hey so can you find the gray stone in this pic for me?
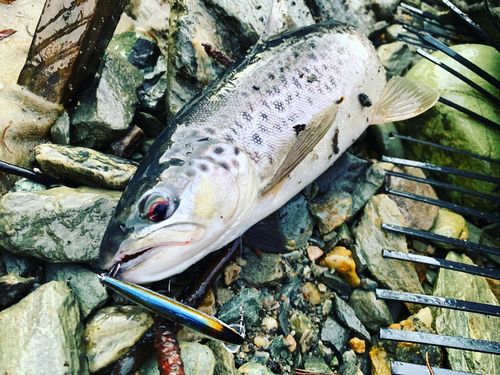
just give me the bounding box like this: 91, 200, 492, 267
349, 289, 393, 331
51, 112, 71, 145
206, 340, 237, 375
268, 336, 287, 359
85, 305, 154, 373
303, 355, 331, 373
0, 187, 122, 262
218, 288, 262, 327
1, 250, 42, 276
35, 144, 138, 190
0, 273, 35, 305
372, 0, 399, 21
240, 250, 284, 287
0, 281, 87, 375
377, 42, 421, 79
320, 271, 352, 300
134, 112, 165, 138
289, 312, 317, 341
321, 316, 349, 353
46, 263, 108, 318
279, 194, 316, 250
388, 166, 439, 231
308, 190, 352, 235
236, 362, 276, 375
251, 352, 270, 366
314, 153, 387, 216
13, 178, 47, 193
353, 195, 424, 313
71, 51, 144, 148
139, 355, 160, 375
339, 350, 359, 375
333, 294, 370, 341
359, 277, 378, 292
179, 342, 215, 375
315, 0, 376, 35
433, 251, 500, 374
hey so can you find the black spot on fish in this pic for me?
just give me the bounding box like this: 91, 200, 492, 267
293, 52, 299, 58
293, 124, 306, 136
241, 92, 249, 98
214, 147, 224, 154
307, 74, 318, 83
234, 147, 240, 155
225, 134, 234, 142
186, 170, 195, 178
205, 128, 215, 135
259, 124, 268, 133
234, 121, 243, 128
268, 155, 274, 164
308, 53, 316, 61
252, 134, 262, 145
299, 73, 305, 78
274, 102, 284, 111
232, 160, 240, 168
199, 164, 208, 172
198, 137, 210, 142
333, 128, 340, 154
253, 85, 260, 90
220, 162, 229, 170
292, 77, 301, 88
359, 93, 372, 107
242, 112, 252, 121
261, 113, 268, 121
285, 95, 293, 105
268, 73, 275, 80
280, 67, 285, 73
310, 42, 315, 49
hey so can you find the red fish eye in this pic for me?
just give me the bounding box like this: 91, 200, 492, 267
148, 201, 170, 222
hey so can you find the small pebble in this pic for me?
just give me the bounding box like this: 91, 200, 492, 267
262, 316, 278, 332
307, 246, 324, 262
254, 336, 269, 348
224, 262, 241, 286
302, 282, 322, 305
285, 334, 297, 352
349, 337, 366, 353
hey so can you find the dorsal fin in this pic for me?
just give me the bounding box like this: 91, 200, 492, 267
369, 76, 439, 124
261, 0, 297, 41
261, 102, 339, 196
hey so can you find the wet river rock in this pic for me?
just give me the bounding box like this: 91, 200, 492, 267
0, 186, 121, 263
35, 143, 138, 190
0, 281, 87, 375
353, 194, 424, 312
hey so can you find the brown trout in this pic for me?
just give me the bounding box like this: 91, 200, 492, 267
99, 21, 438, 283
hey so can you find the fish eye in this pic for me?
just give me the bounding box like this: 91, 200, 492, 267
138, 191, 177, 222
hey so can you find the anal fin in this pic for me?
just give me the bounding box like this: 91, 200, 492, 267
369, 76, 439, 124
261, 102, 339, 196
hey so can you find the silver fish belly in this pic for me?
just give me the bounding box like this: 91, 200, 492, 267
99, 22, 436, 283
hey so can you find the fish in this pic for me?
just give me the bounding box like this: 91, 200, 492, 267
98, 274, 245, 345
99, 18, 439, 284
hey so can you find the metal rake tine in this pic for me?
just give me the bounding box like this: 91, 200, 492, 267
381, 223, 500, 256
0, 160, 65, 187
396, 35, 439, 50
438, 97, 500, 132
381, 156, 500, 184
440, 0, 500, 52
388, 133, 500, 165
385, 170, 500, 204
383, 250, 500, 281
417, 49, 500, 108
400, 2, 459, 28
398, 20, 471, 42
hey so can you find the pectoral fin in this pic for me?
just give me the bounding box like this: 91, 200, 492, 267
369, 76, 439, 125
261, 103, 339, 196
244, 211, 290, 253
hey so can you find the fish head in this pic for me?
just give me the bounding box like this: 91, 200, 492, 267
99, 138, 258, 283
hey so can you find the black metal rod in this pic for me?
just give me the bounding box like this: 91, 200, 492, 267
396, 35, 439, 50
384, 186, 500, 223
380, 328, 500, 355
387, 133, 500, 165
382, 250, 500, 280
376, 289, 500, 317
441, 0, 500, 53
400, 3, 460, 27
0, 160, 62, 186
419, 33, 500, 90
385, 170, 500, 203
381, 223, 500, 256
391, 361, 482, 375
399, 20, 468, 42
439, 97, 500, 132
417, 49, 500, 108
381, 156, 500, 184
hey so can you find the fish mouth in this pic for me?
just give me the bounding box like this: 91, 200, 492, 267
104, 222, 208, 282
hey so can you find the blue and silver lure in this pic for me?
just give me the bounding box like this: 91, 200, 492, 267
98, 274, 245, 345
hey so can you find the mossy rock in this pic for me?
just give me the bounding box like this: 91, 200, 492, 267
396, 44, 500, 211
